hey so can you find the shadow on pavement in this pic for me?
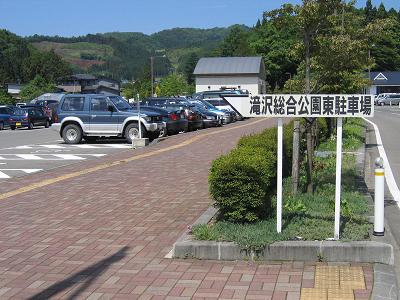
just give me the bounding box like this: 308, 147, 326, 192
28, 246, 129, 300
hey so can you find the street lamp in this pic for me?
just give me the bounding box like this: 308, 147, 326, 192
150, 50, 167, 97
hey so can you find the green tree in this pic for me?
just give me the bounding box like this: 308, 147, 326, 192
0, 30, 31, 85
364, 0, 376, 23
376, 3, 388, 19
23, 49, 71, 82
216, 25, 254, 57
158, 73, 192, 96
183, 52, 199, 84
251, 4, 300, 90
0, 89, 14, 104
19, 75, 56, 101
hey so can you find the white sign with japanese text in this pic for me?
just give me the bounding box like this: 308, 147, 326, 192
224, 94, 374, 118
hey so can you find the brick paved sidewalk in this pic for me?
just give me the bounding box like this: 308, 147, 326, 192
0, 119, 373, 300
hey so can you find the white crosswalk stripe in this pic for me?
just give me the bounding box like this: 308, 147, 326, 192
0, 169, 42, 179
12, 144, 131, 150
52, 154, 90, 160
0, 154, 107, 160
0, 171, 10, 179
16, 154, 44, 160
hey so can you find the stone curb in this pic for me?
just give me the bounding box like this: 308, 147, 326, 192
372, 263, 399, 300
173, 134, 394, 264
173, 237, 394, 265
173, 206, 394, 264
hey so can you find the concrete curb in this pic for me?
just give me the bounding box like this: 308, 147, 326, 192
173, 206, 394, 264
172, 120, 394, 266
372, 263, 398, 299
173, 237, 394, 264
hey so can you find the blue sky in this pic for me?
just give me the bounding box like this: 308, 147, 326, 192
0, 0, 398, 37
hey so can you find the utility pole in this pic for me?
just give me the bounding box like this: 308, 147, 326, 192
150, 56, 154, 97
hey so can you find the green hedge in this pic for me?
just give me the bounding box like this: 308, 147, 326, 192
209, 121, 295, 223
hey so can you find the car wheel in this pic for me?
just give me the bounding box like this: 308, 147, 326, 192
125, 123, 146, 143
45, 120, 50, 128
158, 127, 167, 138
0, 122, 3, 131
10, 126, 15, 130
28, 122, 34, 130
62, 124, 83, 144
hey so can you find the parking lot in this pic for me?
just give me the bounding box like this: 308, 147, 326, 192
0, 127, 135, 180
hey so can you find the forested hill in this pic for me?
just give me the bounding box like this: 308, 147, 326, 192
26, 26, 249, 81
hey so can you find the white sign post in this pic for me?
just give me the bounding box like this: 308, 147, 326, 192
224, 94, 374, 238
277, 118, 283, 233
334, 117, 343, 239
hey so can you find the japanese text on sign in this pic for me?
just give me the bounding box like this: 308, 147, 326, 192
224, 94, 374, 118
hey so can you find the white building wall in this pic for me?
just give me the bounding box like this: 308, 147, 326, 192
369, 85, 377, 95
196, 76, 265, 95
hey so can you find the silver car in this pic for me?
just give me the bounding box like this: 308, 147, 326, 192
376, 94, 400, 106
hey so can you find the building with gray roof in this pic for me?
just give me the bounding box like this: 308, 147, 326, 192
193, 57, 266, 94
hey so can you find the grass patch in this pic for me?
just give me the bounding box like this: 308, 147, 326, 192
193, 118, 371, 251
318, 118, 366, 151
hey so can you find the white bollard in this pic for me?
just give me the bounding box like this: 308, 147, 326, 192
374, 157, 385, 236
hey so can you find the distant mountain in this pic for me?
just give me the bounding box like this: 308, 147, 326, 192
27, 26, 250, 81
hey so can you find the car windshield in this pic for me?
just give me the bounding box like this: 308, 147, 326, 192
12, 108, 26, 115
109, 96, 132, 111
201, 100, 216, 109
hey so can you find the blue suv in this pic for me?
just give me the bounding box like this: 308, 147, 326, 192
52, 94, 165, 144
0, 105, 13, 130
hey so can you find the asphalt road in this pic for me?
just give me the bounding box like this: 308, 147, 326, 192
0, 126, 133, 180
372, 105, 400, 190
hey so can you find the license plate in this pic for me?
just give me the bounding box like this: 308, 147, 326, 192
16, 122, 21, 126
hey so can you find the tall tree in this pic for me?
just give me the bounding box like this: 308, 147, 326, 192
217, 25, 253, 57
364, 0, 376, 23
19, 75, 56, 101
183, 52, 199, 85
158, 73, 193, 96
376, 3, 388, 19
251, 4, 300, 90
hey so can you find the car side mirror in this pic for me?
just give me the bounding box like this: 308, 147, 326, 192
108, 105, 115, 112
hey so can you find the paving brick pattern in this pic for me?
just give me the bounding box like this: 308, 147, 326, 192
0, 119, 373, 299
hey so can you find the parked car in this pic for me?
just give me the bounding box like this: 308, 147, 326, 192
192, 88, 249, 100
131, 103, 189, 136
8, 107, 30, 130
8, 106, 50, 130
203, 97, 242, 121
0, 105, 13, 130
190, 99, 234, 124
52, 94, 165, 144
142, 98, 203, 131
188, 101, 221, 128
193, 89, 247, 120
32, 99, 59, 122
376, 93, 400, 106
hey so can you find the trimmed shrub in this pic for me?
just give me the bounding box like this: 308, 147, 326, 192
209, 146, 276, 223
210, 122, 295, 223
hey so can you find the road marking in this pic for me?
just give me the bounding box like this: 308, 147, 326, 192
0, 169, 42, 179
0, 119, 267, 201
52, 154, 88, 160
101, 144, 132, 149
0, 171, 10, 179
16, 154, 44, 160
0, 154, 107, 160
39, 145, 65, 149
363, 117, 400, 204
9, 144, 132, 150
